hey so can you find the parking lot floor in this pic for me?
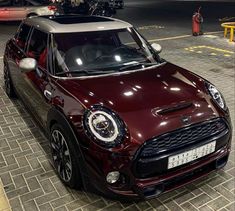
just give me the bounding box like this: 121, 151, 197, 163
0, 25, 235, 211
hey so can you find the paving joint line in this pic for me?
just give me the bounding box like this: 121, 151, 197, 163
201, 195, 221, 209
219, 178, 235, 192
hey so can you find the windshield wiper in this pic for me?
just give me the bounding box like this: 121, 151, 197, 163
56, 69, 91, 76
119, 62, 159, 71
55, 69, 114, 76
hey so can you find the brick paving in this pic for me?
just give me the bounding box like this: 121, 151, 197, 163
0, 33, 234, 210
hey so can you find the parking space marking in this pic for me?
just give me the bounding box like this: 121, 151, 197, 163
149, 34, 191, 42
126, 31, 224, 46
138, 25, 165, 30
0, 56, 3, 59
185, 45, 234, 57
219, 16, 235, 22
149, 31, 224, 42
203, 35, 219, 38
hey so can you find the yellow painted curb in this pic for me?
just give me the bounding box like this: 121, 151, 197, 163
0, 180, 11, 211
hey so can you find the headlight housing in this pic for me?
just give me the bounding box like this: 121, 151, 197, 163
83, 105, 126, 148
206, 82, 226, 110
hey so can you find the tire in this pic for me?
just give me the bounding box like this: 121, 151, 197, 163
3, 63, 16, 98
50, 123, 82, 189
26, 13, 37, 18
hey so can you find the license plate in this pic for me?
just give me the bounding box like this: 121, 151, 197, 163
168, 141, 216, 169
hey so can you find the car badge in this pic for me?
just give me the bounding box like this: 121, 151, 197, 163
181, 116, 191, 125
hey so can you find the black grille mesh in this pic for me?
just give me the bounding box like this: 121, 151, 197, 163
139, 119, 227, 158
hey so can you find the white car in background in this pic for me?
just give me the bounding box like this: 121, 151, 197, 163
0, 0, 57, 21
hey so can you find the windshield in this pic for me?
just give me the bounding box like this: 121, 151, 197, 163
53, 28, 160, 76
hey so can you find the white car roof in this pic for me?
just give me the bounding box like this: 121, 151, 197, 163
24, 15, 133, 33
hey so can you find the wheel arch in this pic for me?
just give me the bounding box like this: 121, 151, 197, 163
47, 106, 92, 190
47, 106, 78, 143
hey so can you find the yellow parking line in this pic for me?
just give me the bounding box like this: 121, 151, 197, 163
0, 180, 11, 211
148, 31, 223, 42
186, 46, 234, 54
126, 31, 223, 45
205, 46, 234, 54
204, 31, 224, 35
219, 17, 235, 22
149, 34, 191, 42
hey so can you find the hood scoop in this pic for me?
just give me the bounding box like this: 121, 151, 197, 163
154, 101, 193, 115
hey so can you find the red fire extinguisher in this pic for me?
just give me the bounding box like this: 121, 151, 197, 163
192, 7, 203, 36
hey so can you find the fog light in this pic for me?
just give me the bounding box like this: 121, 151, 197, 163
106, 171, 120, 184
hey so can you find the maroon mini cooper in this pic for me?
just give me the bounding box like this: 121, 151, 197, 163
3, 15, 232, 200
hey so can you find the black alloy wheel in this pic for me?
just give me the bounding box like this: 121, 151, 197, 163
50, 124, 82, 188
51, 129, 72, 182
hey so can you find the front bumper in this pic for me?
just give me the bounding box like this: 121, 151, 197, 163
80, 118, 232, 200
134, 145, 230, 199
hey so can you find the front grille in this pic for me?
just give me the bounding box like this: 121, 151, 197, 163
139, 118, 227, 158
133, 118, 230, 179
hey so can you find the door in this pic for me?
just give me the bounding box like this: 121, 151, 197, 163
8, 23, 32, 97
20, 28, 53, 127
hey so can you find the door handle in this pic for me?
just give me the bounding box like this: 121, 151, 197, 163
44, 90, 52, 100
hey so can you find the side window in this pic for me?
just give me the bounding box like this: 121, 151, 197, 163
27, 28, 48, 69
16, 24, 31, 50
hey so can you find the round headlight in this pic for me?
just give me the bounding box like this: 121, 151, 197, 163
206, 83, 226, 110
83, 106, 126, 147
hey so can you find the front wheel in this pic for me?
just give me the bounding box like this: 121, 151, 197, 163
50, 123, 82, 188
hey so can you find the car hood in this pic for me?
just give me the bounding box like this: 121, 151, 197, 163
58, 62, 219, 146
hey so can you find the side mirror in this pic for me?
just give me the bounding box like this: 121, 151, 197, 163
19, 58, 37, 73
151, 43, 162, 54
